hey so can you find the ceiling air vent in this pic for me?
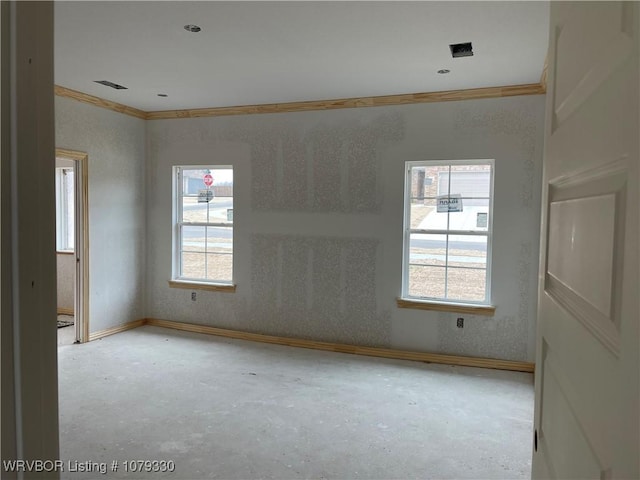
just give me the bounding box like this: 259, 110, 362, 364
94, 80, 128, 90
449, 42, 473, 58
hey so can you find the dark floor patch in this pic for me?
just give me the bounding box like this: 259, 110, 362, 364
57, 318, 74, 328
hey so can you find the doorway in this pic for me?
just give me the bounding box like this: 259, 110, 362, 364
55, 148, 89, 343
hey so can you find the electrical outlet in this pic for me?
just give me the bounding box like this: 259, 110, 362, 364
456, 317, 464, 328
191, 292, 196, 301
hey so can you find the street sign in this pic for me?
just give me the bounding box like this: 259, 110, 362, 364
198, 189, 214, 203
436, 194, 463, 213
203, 174, 213, 187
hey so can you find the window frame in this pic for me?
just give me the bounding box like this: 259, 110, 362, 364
172, 165, 234, 288
55, 166, 74, 253
401, 159, 495, 307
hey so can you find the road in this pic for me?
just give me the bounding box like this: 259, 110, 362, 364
183, 199, 233, 211
410, 237, 486, 252
182, 232, 486, 254
182, 202, 486, 251
182, 200, 233, 239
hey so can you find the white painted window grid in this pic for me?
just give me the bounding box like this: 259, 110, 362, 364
402, 159, 494, 305
55, 166, 75, 252
173, 165, 234, 285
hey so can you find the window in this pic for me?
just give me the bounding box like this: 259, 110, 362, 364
402, 160, 494, 305
173, 166, 233, 285
55, 166, 74, 252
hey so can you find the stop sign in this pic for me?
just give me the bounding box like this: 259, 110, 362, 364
203, 174, 214, 187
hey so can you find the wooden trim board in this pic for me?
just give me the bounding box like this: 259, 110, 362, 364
55, 147, 89, 162
168, 280, 236, 293
540, 53, 549, 92
55, 82, 546, 121
57, 307, 74, 316
88, 318, 146, 342
144, 318, 534, 373
146, 83, 545, 120
54, 85, 147, 120
84, 318, 534, 372
396, 298, 496, 316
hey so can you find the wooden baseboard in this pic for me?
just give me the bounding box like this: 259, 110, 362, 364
85, 317, 535, 372
57, 307, 74, 316
88, 318, 146, 342
144, 318, 534, 373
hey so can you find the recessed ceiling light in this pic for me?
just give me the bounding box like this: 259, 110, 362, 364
157, 94, 168, 97
184, 24, 201, 33
437, 69, 450, 74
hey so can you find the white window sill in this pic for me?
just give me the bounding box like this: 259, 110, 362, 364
169, 280, 236, 293
56, 250, 75, 255
396, 298, 496, 316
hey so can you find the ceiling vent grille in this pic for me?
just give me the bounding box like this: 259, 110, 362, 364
449, 42, 474, 58
94, 80, 128, 90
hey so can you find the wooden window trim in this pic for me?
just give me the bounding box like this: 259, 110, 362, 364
402, 160, 495, 304
396, 298, 496, 316
168, 280, 236, 293
173, 165, 234, 286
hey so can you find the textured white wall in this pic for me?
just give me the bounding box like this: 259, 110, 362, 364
146, 95, 545, 362
55, 96, 146, 332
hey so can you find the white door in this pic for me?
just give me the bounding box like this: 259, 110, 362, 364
533, 2, 638, 479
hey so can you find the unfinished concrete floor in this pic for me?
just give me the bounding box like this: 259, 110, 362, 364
58, 326, 534, 479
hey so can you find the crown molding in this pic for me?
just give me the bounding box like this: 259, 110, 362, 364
146, 83, 545, 120
54, 85, 147, 119
55, 82, 546, 121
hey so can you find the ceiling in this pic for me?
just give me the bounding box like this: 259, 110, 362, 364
54, 1, 550, 112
